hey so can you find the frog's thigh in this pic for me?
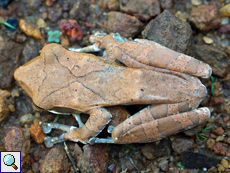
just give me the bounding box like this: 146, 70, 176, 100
64, 107, 112, 142
112, 107, 210, 143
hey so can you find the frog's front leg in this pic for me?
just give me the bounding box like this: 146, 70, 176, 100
42, 107, 112, 147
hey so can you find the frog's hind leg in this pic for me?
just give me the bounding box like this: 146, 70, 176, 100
89, 102, 210, 144
41, 108, 112, 147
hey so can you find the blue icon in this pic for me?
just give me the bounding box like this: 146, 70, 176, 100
3, 154, 18, 170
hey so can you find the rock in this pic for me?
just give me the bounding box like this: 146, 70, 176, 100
203, 36, 213, 44
213, 127, 224, 136
189, 5, 220, 31
48, 5, 62, 22
158, 157, 169, 172
142, 10, 192, 54
219, 24, 230, 33
181, 151, 220, 169
5, 127, 30, 165
76, 144, 108, 173
119, 0, 160, 21
141, 139, 171, 160
0, 96, 9, 122
218, 164, 225, 172
107, 11, 143, 38
0, 89, 11, 99
213, 142, 226, 155
69, 1, 90, 21
219, 3, 230, 17
14, 34, 27, 43
22, 42, 42, 64
59, 20, 83, 42
60, 35, 70, 48
19, 19, 42, 39
0, 2, 17, 16
216, 136, 225, 142
221, 159, 229, 169
29, 123, 45, 144
194, 44, 230, 77
191, 0, 202, 6
209, 96, 225, 106
160, 0, 172, 9
172, 138, 194, 154
0, 41, 23, 89
28, 0, 41, 9
36, 18, 47, 28
108, 0, 119, 11
206, 138, 215, 150
40, 148, 69, 173
20, 113, 34, 123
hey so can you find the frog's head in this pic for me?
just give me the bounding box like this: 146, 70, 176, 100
14, 55, 45, 100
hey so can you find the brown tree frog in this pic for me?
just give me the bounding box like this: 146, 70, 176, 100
14, 33, 212, 147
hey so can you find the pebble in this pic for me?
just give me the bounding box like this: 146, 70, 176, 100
216, 136, 225, 142
0, 96, 9, 123
19, 19, 42, 39
172, 138, 194, 154
203, 36, 213, 44
221, 17, 229, 25
108, 0, 119, 11
36, 18, 47, 28
221, 159, 229, 168
0, 89, 11, 99
191, 0, 202, 6
214, 127, 224, 136
224, 103, 230, 114
207, 138, 215, 149
218, 164, 225, 172
29, 123, 45, 144
219, 4, 230, 17
20, 113, 34, 123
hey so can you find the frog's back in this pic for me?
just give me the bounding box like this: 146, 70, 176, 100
14, 43, 206, 113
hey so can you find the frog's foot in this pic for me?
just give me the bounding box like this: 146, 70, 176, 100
41, 108, 112, 147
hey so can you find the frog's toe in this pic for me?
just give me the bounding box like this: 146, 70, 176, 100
107, 125, 114, 133
44, 134, 65, 148
40, 122, 52, 134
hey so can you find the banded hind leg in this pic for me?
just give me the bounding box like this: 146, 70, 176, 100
89, 102, 210, 144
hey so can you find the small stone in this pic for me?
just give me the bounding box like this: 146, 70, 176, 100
191, 0, 202, 6
0, 41, 23, 89
220, 4, 230, 17
160, 0, 172, 9
0, 89, 11, 99
28, 0, 41, 9
172, 138, 194, 154
36, 18, 47, 28
48, 6, 62, 22
203, 36, 213, 44
142, 10, 192, 54
29, 123, 45, 144
221, 159, 229, 168
40, 148, 69, 173
213, 142, 226, 155
20, 113, 34, 123
108, 0, 119, 11
14, 34, 27, 43
216, 136, 225, 142
207, 138, 215, 150
190, 5, 221, 31
225, 103, 230, 114
19, 19, 42, 39
119, 0, 160, 21
213, 127, 224, 136
221, 17, 229, 25
0, 2, 17, 16
5, 127, 30, 165
107, 11, 143, 38
45, 0, 55, 7
158, 157, 169, 172
218, 164, 225, 172
59, 20, 83, 42
0, 96, 9, 123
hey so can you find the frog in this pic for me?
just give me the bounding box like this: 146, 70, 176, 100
14, 33, 212, 147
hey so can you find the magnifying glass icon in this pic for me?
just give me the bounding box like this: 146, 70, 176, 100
3, 154, 18, 170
